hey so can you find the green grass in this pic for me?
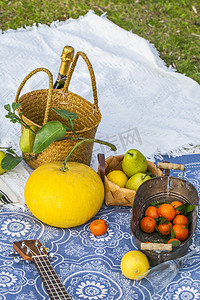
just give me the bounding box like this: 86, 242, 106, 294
0, 0, 200, 83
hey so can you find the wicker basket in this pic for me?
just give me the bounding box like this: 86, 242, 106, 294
14, 51, 101, 169
98, 154, 163, 206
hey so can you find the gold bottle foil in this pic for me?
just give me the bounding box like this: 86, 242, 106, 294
59, 46, 74, 76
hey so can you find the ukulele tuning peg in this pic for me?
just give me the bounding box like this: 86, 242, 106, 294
9, 251, 17, 256
49, 252, 55, 259
14, 256, 22, 263
25, 260, 31, 264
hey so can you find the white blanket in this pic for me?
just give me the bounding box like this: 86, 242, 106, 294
0, 11, 200, 203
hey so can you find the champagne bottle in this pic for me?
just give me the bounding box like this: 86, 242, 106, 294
53, 46, 74, 89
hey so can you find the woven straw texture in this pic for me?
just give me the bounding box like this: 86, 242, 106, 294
15, 52, 101, 169
98, 154, 163, 207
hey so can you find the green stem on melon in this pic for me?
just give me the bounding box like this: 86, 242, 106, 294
60, 138, 117, 172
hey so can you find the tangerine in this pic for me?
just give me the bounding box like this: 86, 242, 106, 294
158, 203, 175, 221
171, 201, 182, 215
167, 238, 181, 245
140, 217, 156, 233
145, 206, 159, 219
173, 215, 188, 226
173, 224, 189, 241
158, 222, 172, 235
90, 219, 108, 236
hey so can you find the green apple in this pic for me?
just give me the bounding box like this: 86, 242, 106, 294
126, 173, 151, 191
19, 125, 38, 153
122, 149, 147, 177
0, 151, 6, 175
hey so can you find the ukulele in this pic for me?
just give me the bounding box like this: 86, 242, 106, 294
13, 239, 71, 300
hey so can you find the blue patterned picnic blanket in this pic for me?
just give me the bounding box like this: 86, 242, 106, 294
1, 154, 200, 300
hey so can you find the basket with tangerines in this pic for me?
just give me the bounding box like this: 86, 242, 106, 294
139, 200, 195, 246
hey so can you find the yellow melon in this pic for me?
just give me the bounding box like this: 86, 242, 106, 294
24, 161, 104, 228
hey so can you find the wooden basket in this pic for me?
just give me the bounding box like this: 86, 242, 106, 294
14, 52, 101, 169
98, 154, 163, 206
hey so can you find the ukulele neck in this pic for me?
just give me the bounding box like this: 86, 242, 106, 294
33, 255, 71, 300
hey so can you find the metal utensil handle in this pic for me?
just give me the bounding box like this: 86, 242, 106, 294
157, 162, 185, 179
141, 242, 172, 251
157, 162, 185, 171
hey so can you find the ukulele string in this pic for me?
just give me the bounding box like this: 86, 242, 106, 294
40, 255, 67, 299
25, 242, 59, 298
26, 241, 68, 299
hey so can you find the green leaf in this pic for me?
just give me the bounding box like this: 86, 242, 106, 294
12, 103, 21, 111
186, 220, 191, 229
68, 119, 74, 129
176, 204, 195, 215
170, 226, 175, 239
160, 216, 167, 224
161, 235, 170, 242
33, 121, 66, 154
185, 205, 195, 214
168, 240, 181, 246
63, 124, 71, 131
4, 104, 11, 112
149, 201, 170, 207
0, 193, 3, 199
0, 147, 17, 156
1, 154, 23, 171
156, 216, 167, 224
149, 201, 159, 207
52, 108, 78, 122
146, 171, 156, 178
150, 173, 156, 178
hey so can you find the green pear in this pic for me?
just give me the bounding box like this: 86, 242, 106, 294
19, 125, 38, 153
0, 151, 6, 175
126, 173, 151, 191
122, 149, 147, 177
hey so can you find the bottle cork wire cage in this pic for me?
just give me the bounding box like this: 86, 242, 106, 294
14, 51, 101, 169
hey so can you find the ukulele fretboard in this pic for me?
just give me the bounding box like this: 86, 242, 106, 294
33, 255, 71, 300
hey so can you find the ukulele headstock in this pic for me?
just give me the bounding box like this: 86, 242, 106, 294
13, 239, 47, 261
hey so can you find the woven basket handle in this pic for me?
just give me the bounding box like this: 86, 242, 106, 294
14, 68, 53, 125
63, 51, 98, 109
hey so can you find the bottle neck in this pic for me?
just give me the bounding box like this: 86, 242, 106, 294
59, 58, 72, 77
54, 46, 74, 89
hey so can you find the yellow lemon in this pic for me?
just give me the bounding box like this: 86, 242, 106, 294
24, 161, 104, 228
0, 151, 6, 175
107, 170, 128, 188
120, 250, 149, 280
